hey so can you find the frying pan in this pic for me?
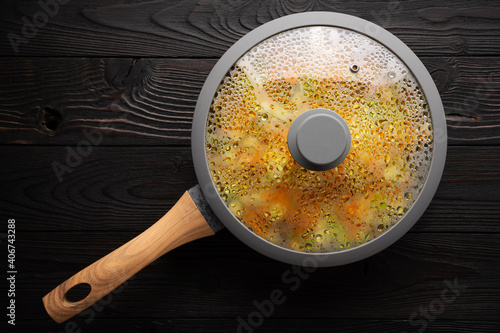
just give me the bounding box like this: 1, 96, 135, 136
43, 12, 447, 323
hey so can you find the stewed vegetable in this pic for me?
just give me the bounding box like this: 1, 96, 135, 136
205, 26, 433, 253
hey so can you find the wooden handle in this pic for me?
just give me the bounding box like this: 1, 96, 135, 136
43, 191, 215, 323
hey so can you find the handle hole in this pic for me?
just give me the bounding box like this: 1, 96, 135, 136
65, 283, 92, 303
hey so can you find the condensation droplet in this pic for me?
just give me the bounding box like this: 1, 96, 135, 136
204, 25, 434, 255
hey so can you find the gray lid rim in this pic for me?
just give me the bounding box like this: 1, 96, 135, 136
191, 12, 447, 267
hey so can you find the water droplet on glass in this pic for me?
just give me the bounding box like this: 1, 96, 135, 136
205, 26, 435, 254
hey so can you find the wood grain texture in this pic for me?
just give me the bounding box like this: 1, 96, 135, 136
43, 191, 214, 323
1, 1, 499, 331
14, 231, 500, 320
1, 57, 499, 145
1, 0, 500, 57
11, 319, 500, 333
0, 58, 210, 145
1, 146, 499, 233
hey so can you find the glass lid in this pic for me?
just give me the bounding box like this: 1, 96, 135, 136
204, 26, 434, 253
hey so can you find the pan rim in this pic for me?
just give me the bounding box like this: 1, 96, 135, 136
191, 12, 447, 267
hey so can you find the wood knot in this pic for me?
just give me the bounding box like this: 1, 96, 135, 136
430, 68, 450, 93
41, 106, 63, 133
450, 37, 466, 54
105, 58, 146, 88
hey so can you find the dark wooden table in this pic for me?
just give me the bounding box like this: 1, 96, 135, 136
1, 1, 499, 332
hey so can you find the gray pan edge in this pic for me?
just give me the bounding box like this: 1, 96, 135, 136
191, 12, 447, 267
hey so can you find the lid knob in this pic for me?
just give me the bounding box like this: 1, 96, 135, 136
287, 108, 351, 171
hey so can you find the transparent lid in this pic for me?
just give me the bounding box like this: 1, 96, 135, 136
205, 26, 434, 253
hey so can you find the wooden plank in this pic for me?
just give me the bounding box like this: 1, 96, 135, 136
11, 319, 500, 333
13, 231, 500, 320
424, 57, 500, 144
1, 1, 498, 330
0, 57, 499, 145
0, 58, 209, 145
1, 0, 500, 57
1, 146, 499, 232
